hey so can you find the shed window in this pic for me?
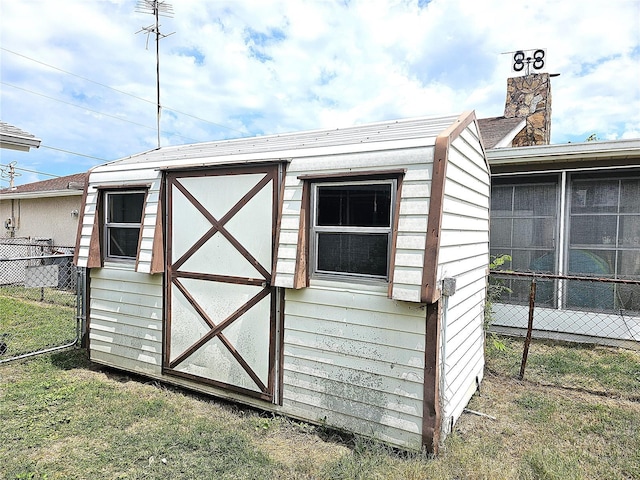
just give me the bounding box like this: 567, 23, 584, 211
311, 180, 394, 280
104, 191, 145, 260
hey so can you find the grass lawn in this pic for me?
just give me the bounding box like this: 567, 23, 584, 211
1, 324, 639, 478
0, 295, 77, 359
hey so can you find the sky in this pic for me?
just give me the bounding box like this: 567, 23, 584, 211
1, 0, 639, 187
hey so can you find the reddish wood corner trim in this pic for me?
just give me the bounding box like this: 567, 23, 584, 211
277, 288, 285, 405
421, 111, 477, 303
293, 180, 310, 289
86, 195, 103, 268
422, 300, 442, 454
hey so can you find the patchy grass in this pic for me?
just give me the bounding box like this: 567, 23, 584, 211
0, 295, 76, 358
487, 336, 640, 399
1, 339, 639, 479
0, 284, 77, 307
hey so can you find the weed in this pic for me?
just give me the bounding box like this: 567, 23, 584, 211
485, 254, 512, 351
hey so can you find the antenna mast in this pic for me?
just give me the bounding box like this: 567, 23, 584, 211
0, 162, 21, 190
136, 0, 175, 149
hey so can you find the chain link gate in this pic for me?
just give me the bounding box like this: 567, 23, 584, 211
0, 241, 86, 363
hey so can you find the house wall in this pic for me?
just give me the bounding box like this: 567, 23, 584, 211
0, 195, 81, 246
437, 123, 489, 434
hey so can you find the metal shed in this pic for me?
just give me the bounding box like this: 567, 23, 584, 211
74, 111, 490, 452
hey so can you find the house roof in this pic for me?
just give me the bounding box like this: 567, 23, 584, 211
0, 121, 42, 152
487, 138, 640, 174
477, 116, 526, 149
0, 172, 87, 199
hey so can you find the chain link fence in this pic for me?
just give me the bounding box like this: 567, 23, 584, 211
0, 239, 85, 363
488, 271, 640, 351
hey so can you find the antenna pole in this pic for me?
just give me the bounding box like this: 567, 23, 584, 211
136, 0, 174, 149
9, 163, 15, 189
155, 3, 161, 149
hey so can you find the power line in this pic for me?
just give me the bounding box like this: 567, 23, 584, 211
1, 47, 246, 134
1, 81, 203, 143
1, 163, 62, 189
0, 163, 61, 178
38, 145, 107, 161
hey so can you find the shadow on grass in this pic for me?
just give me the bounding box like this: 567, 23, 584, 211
49, 348, 91, 370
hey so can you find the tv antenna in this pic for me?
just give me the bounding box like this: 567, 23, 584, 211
0, 162, 21, 190
136, 0, 175, 149
502, 48, 547, 76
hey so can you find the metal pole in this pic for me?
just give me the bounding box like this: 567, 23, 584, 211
519, 278, 536, 380
155, 2, 161, 149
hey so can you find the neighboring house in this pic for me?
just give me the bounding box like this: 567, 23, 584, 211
0, 121, 41, 152
0, 172, 88, 247
479, 72, 640, 346
74, 112, 491, 452
487, 139, 640, 346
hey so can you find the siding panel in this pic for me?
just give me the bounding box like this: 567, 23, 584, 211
437, 123, 489, 437
282, 285, 426, 449
89, 268, 163, 375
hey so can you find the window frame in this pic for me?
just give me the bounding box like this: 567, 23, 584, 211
103, 189, 147, 263
309, 178, 397, 283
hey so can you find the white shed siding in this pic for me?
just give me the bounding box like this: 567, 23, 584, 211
89, 267, 163, 376
75, 113, 491, 452
273, 147, 434, 305
282, 285, 427, 449
76, 166, 163, 274
437, 123, 489, 432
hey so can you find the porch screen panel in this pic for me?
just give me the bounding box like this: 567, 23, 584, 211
568, 177, 640, 312
490, 180, 558, 306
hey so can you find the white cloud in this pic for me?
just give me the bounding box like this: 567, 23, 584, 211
0, 0, 638, 185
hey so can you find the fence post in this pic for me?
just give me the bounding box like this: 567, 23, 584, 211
76, 267, 88, 349
519, 277, 537, 380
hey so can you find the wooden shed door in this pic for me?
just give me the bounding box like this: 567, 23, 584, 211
164, 165, 281, 403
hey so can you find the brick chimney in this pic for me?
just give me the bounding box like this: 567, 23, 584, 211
504, 73, 552, 146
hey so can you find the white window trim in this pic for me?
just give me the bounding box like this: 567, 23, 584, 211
310, 179, 396, 283
104, 190, 145, 263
